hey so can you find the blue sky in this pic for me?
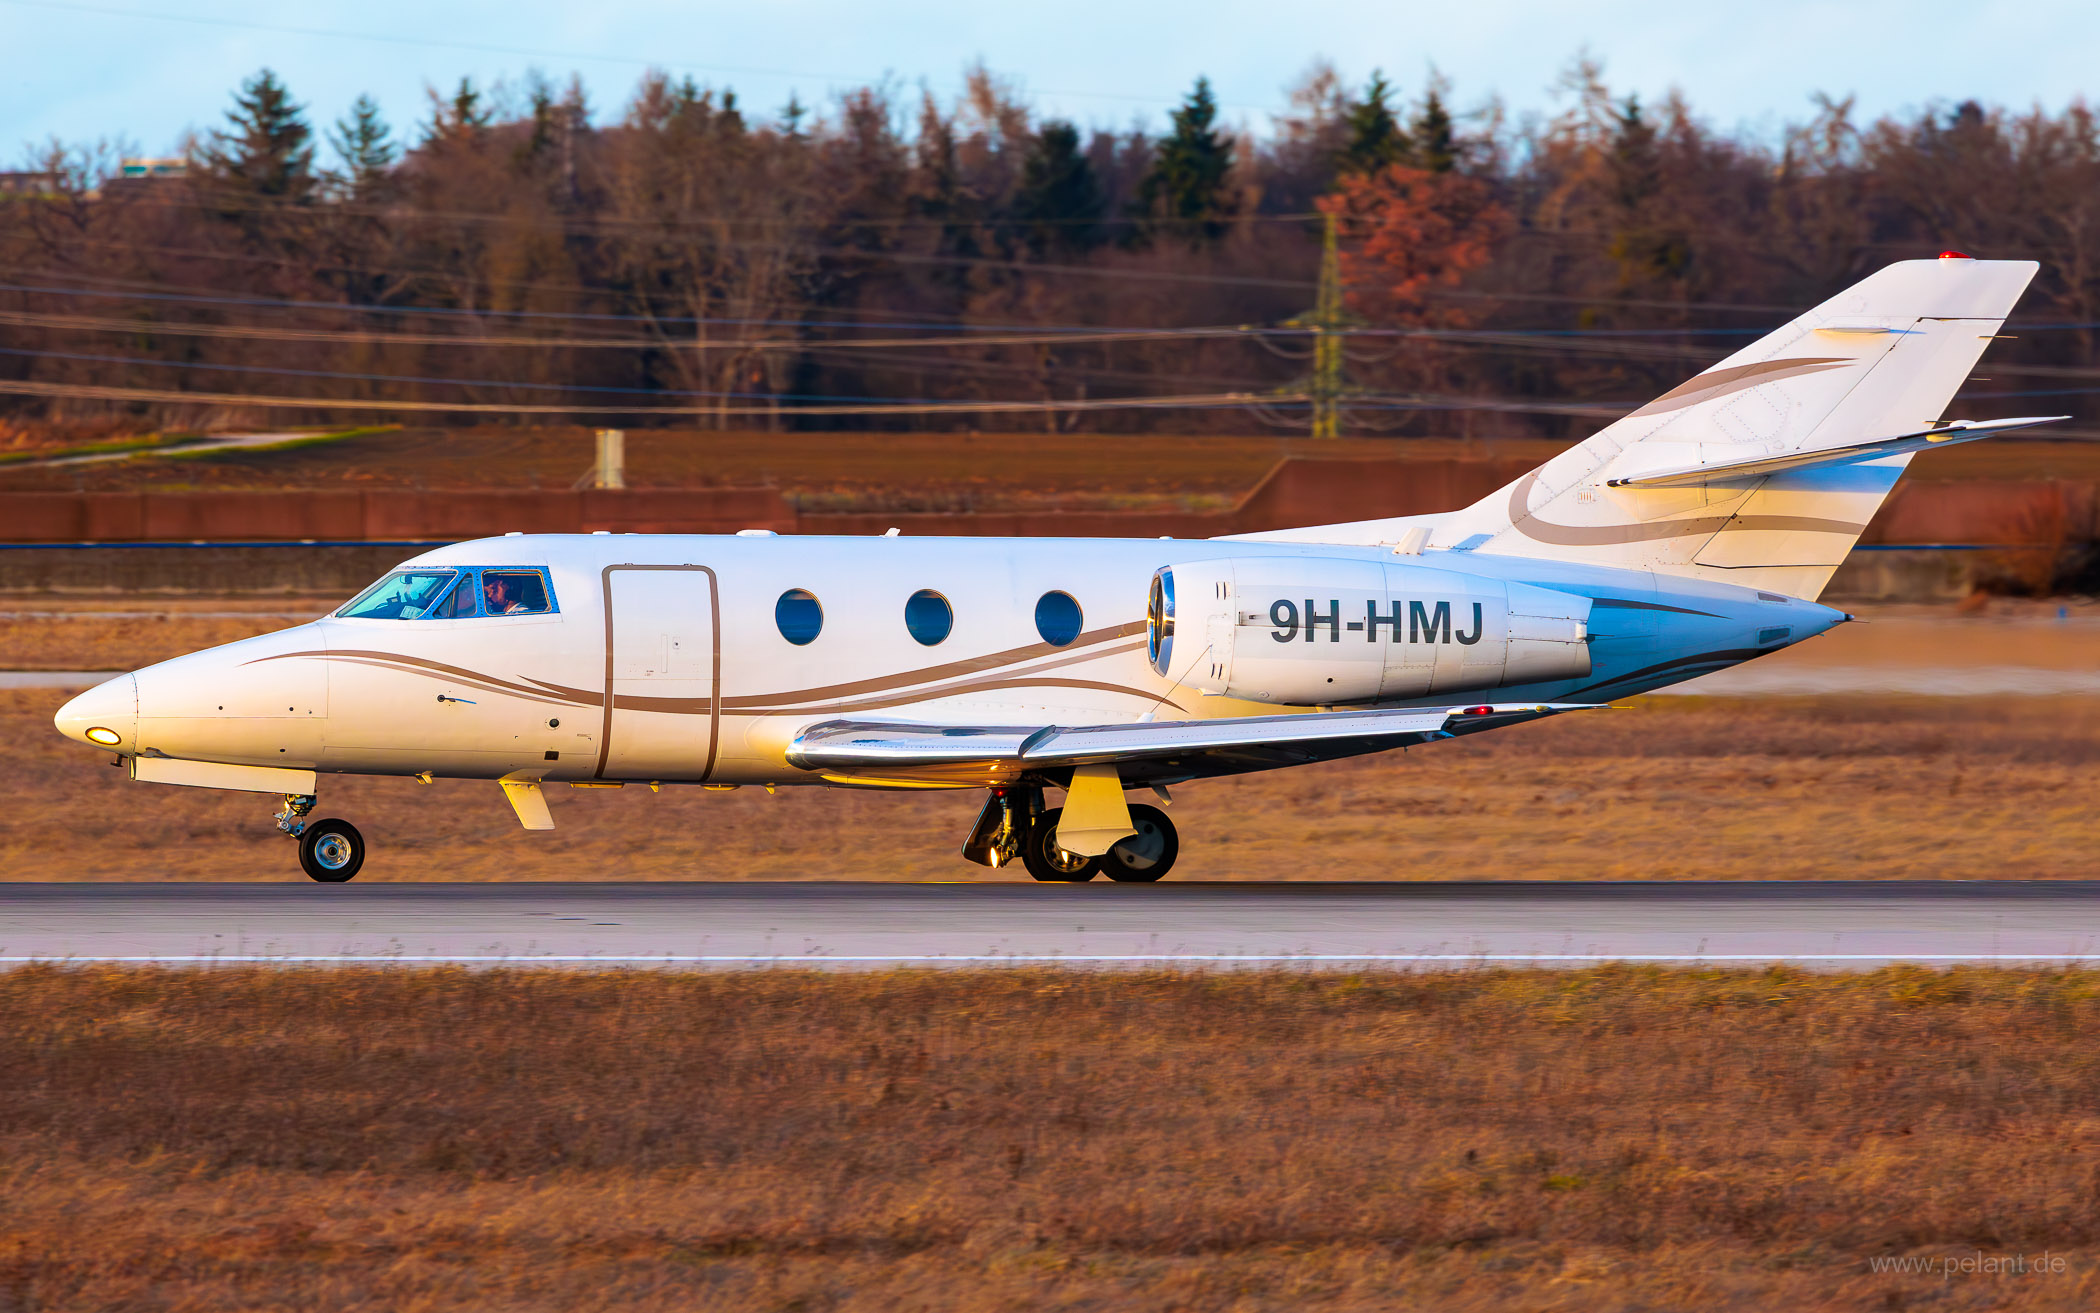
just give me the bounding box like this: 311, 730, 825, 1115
4, 0, 2092, 164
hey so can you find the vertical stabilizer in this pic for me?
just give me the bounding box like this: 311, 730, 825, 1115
1247, 257, 2040, 600
1440, 256, 2038, 597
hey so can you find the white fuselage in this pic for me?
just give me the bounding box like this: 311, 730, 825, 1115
55, 532, 1840, 789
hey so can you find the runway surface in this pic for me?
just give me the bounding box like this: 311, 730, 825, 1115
4, 881, 2099, 969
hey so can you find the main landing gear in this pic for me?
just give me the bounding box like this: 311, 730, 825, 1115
277, 793, 365, 883
964, 789, 1179, 883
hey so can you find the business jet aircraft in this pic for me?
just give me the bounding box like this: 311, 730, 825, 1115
55, 256, 2055, 882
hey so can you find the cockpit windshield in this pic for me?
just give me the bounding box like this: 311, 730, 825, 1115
336, 570, 460, 620
335, 567, 559, 620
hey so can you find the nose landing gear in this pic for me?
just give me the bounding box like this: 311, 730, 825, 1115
277, 793, 366, 883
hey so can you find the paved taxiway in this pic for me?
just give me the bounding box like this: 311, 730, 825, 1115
3, 882, 2098, 968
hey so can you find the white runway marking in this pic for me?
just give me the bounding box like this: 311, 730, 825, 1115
4, 882, 2098, 970
1661, 664, 2100, 696
0, 671, 123, 689
3, 954, 2098, 966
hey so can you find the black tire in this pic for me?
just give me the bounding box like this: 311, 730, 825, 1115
300, 818, 364, 883
1020, 808, 1099, 882
1103, 804, 1178, 883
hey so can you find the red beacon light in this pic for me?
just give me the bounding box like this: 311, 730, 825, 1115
1938, 250, 1973, 259
1461, 705, 1496, 716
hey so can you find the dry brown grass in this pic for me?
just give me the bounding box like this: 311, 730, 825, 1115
0, 967, 2095, 1310
6, 686, 2100, 882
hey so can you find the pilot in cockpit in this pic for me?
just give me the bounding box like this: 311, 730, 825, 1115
484, 573, 526, 615
480, 570, 550, 616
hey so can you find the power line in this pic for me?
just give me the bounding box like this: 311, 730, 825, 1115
0, 306, 1749, 362
0, 342, 1278, 406
0, 377, 1299, 418
0, 278, 1781, 342
0, 306, 1275, 352
1, 0, 1290, 118
0, 276, 1169, 334
150, 183, 1329, 235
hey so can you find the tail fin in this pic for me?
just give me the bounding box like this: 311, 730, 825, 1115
1281, 257, 2038, 599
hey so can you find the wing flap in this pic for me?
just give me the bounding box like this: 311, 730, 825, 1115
787, 703, 1597, 787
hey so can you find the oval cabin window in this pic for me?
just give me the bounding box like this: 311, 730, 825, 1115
775, 589, 824, 645
904, 589, 953, 646
1035, 590, 1083, 647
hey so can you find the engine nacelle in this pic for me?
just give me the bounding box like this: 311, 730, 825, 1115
1147, 557, 1591, 705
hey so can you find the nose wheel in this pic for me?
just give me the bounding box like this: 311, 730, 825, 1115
276, 794, 364, 882
299, 819, 365, 883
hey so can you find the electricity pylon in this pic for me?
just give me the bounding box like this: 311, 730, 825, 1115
1274, 210, 1350, 437
1309, 209, 1346, 439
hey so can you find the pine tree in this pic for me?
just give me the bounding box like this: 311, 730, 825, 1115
424, 77, 492, 148
716, 88, 745, 136
1337, 71, 1406, 176
1412, 87, 1457, 173
1136, 76, 1235, 243
1014, 121, 1104, 254
520, 70, 560, 165
202, 68, 315, 199
1606, 95, 1690, 291
327, 93, 395, 196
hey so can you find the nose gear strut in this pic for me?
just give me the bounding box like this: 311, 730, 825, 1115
275, 793, 317, 838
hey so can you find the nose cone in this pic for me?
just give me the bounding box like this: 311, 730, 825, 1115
55, 674, 137, 752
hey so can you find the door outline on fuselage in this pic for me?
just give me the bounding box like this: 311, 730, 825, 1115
596, 563, 722, 781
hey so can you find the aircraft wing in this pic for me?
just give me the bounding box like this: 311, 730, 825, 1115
786, 702, 1598, 788
1604, 415, 2068, 489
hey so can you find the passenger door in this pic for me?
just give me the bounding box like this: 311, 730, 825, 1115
598, 565, 720, 781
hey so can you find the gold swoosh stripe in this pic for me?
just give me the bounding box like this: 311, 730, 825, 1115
1506, 472, 1866, 547
749, 676, 1187, 719
1627, 356, 1855, 418
720, 621, 1148, 708
251, 649, 601, 707
724, 636, 1151, 711
249, 649, 1173, 718
313, 655, 587, 709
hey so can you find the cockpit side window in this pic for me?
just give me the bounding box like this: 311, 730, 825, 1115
336, 570, 461, 620
428, 574, 481, 619
479, 568, 554, 616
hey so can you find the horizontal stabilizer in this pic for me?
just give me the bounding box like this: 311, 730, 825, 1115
1605, 415, 2068, 490
788, 703, 1599, 787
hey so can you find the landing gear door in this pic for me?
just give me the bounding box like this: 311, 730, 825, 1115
598, 565, 720, 782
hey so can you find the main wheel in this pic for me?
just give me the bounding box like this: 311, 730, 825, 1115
300, 818, 365, 883
1020, 808, 1099, 882
1102, 804, 1178, 882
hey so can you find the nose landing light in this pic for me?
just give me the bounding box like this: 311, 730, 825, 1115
54, 673, 137, 752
